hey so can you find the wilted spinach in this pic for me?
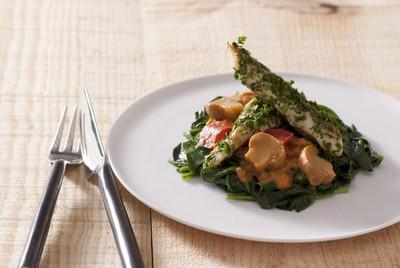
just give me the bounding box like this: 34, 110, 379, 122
170, 107, 383, 212
169, 108, 210, 179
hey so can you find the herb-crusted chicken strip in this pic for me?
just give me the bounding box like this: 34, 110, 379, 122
229, 41, 344, 156
203, 97, 281, 168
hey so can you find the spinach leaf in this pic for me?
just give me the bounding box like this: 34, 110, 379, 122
248, 183, 315, 212
227, 193, 255, 201
189, 109, 208, 137
201, 166, 237, 183
342, 125, 383, 171
172, 143, 182, 161
250, 182, 286, 209
226, 174, 250, 193
343, 136, 373, 171
292, 170, 308, 185
170, 107, 209, 179
187, 146, 211, 173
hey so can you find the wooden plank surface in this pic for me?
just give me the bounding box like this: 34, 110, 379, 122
0, 0, 399, 267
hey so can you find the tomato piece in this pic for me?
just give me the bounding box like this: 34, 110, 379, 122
264, 128, 294, 145
199, 120, 233, 149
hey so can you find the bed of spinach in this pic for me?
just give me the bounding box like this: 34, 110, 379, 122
169, 108, 211, 179
170, 108, 383, 212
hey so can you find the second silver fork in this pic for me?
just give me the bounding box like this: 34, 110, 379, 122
19, 106, 82, 268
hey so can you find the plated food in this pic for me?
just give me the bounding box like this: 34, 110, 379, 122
170, 37, 383, 212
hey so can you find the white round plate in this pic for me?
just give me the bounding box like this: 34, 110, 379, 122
108, 73, 400, 242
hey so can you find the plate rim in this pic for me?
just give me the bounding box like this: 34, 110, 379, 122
107, 72, 400, 243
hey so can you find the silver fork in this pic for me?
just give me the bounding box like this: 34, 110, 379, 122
19, 106, 82, 268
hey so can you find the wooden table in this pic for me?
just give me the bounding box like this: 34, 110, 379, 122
1, 0, 400, 267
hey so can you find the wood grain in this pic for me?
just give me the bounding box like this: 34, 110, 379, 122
0, 0, 399, 267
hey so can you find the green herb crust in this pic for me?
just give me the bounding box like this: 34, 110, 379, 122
234, 97, 280, 130
230, 40, 344, 156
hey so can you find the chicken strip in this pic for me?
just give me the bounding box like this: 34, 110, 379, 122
229, 41, 344, 156
203, 97, 281, 168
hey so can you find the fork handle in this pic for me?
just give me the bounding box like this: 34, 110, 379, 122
19, 160, 66, 268
97, 162, 144, 268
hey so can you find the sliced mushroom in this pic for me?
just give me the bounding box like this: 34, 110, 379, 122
245, 132, 287, 171
206, 92, 255, 121
206, 94, 243, 121
298, 145, 336, 186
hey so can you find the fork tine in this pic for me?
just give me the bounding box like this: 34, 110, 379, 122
76, 138, 81, 154
50, 106, 67, 152
64, 105, 78, 151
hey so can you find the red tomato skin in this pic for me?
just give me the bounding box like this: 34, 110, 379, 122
199, 120, 233, 149
264, 128, 294, 145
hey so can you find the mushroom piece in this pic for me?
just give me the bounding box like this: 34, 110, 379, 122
245, 132, 286, 171
298, 145, 336, 186
206, 92, 255, 121
206, 98, 243, 121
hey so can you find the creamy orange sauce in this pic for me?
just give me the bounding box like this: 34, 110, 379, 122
236, 137, 313, 190
257, 158, 298, 189
285, 137, 313, 158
